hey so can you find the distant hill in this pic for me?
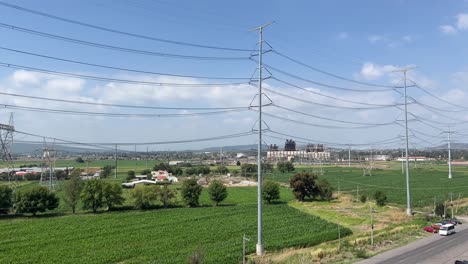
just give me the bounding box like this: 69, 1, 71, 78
13, 143, 107, 154
432, 143, 468, 150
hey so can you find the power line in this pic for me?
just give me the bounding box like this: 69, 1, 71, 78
260, 61, 401, 92
0, 104, 248, 118
0, 1, 254, 52
0, 47, 254, 80
272, 50, 403, 89
411, 81, 468, 111
0, 22, 250, 61
0, 91, 246, 110
271, 104, 398, 126
271, 77, 405, 107
263, 88, 395, 110
0, 62, 249, 87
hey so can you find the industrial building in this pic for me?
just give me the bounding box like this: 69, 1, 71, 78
266, 140, 330, 162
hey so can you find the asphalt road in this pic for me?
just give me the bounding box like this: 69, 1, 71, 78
358, 219, 468, 264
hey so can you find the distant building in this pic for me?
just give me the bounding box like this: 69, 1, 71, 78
396, 156, 432, 161
365, 155, 392, 161
169, 161, 183, 166
267, 140, 330, 161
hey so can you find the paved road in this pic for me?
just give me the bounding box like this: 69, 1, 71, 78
358, 219, 468, 264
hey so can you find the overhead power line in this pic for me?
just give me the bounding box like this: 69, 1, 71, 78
14, 129, 256, 146
0, 22, 250, 61
0, 47, 253, 80
0, 1, 253, 52
0, 104, 248, 117
0, 91, 246, 110
411, 81, 468, 111
272, 50, 403, 89
0, 62, 249, 87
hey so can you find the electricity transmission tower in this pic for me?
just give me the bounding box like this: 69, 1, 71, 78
40, 138, 56, 190
0, 113, 15, 181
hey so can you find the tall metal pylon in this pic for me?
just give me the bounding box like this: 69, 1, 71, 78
448, 127, 452, 179
250, 21, 273, 256
40, 138, 56, 190
0, 113, 14, 182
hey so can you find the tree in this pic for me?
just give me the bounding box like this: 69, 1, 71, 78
317, 179, 333, 201
261, 163, 274, 173
159, 184, 176, 208
103, 182, 124, 211
81, 179, 104, 213
0, 185, 13, 214
374, 191, 387, 206
207, 180, 228, 206
132, 185, 159, 210
197, 166, 211, 175
172, 167, 183, 176
435, 202, 445, 217
181, 178, 203, 207
100, 165, 114, 178
289, 172, 319, 201
140, 169, 152, 176
75, 157, 85, 163
277, 161, 295, 173
127, 170, 136, 182
63, 175, 83, 214
216, 165, 229, 175
262, 181, 280, 204
185, 167, 198, 176
154, 162, 172, 172
236, 160, 241, 166
241, 163, 256, 176
15, 186, 59, 216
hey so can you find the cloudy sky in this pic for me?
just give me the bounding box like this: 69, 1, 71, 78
1, 0, 468, 151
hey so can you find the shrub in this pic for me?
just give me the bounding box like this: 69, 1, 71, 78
262, 181, 280, 204
181, 179, 202, 207
360, 194, 367, 203
15, 186, 59, 216
132, 185, 159, 210
0, 185, 13, 214
207, 180, 228, 206
374, 191, 387, 206
317, 179, 333, 201
63, 175, 83, 214
159, 184, 176, 208
289, 172, 319, 201
103, 183, 125, 211
24, 173, 41, 181
100, 165, 114, 178
81, 179, 104, 213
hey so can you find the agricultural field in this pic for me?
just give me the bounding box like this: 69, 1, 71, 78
0, 204, 351, 263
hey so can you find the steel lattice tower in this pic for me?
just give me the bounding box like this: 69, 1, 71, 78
40, 138, 56, 190
0, 113, 15, 182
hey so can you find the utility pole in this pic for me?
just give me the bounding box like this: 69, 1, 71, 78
401, 150, 404, 174
450, 192, 454, 218
146, 146, 149, 170
250, 21, 273, 256
114, 144, 117, 179
356, 185, 359, 202
448, 127, 452, 179
348, 145, 351, 167
394, 66, 415, 216
243, 234, 250, 264
370, 206, 376, 247
134, 144, 137, 172
433, 196, 436, 216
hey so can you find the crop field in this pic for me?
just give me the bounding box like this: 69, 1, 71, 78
0, 204, 351, 264
267, 163, 468, 208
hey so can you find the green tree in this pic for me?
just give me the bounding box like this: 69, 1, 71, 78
207, 180, 228, 206
126, 170, 136, 181
185, 167, 198, 176
140, 169, 152, 176
132, 185, 159, 210
236, 160, 241, 166
317, 179, 333, 201
241, 163, 257, 176
262, 181, 280, 204
154, 162, 172, 172
14, 186, 59, 216
172, 167, 183, 176
289, 172, 319, 201
0, 185, 13, 214
63, 175, 83, 214
197, 166, 211, 175
374, 191, 387, 206
100, 165, 114, 178
216, 165, 229, 175
435, 202, 445, 217
103, 182, 125, 211
81, 179, 104, 213
159, 184, 176, 208
75, 157, 84, 163
277, 161, 295, 173
181, 178, 203, 207
261, 163, 274, 173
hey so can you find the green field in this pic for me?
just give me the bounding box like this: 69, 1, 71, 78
0, 204, 350, 263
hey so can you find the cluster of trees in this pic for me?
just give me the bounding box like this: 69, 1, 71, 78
185, 166, 211, 176
0, 185, 59, 216
289, 172, 333, 201
153, 163, 183, 176
277, 161, 295, 173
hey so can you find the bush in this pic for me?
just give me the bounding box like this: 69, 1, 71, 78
215, 165, 229, 175
140, 169, 152, 176
103, 183, 125, 211
63, 175, 83, 214
100, 165, 114, 178
15, 186, 59, 216
159, 184, 176, 208
127, 170, 136, 182
181, 179, 202, 207
132, 185, 159, 210
289, 172, 319, 201
360, 194, 367, 203
317, 179, 333, 201
24, 173, 41, 181
207, 180, 228, 206
374, 191, 387, 206
277, 161, 295, 173
263, 181, 280, 204
0, 185, 13, 214
81, 179, 104, 213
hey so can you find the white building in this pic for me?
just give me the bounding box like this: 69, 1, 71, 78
266, 150, 331, 161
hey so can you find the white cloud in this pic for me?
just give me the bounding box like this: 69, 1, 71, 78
11, 70, 42, 86
368, 35, 384, 44
439, 25, 457, 35
402, 35, 414, 42
358, 63, 398, 80
456, 13, 468, 30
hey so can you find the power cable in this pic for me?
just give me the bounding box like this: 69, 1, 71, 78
0, 46, 254, 80
0, 62, 249, 87
0, 1, 253, 52
0, 22, 250, 61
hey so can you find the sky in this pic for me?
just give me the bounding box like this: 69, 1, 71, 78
1, 0, 468, 151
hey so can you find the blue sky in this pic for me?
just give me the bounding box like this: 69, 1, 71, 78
1, 0, 468, 151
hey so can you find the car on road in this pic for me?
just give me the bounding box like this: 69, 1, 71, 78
431, 223, 442, 230
424, 226, 437, 233
439, 223, 455, 236
449, 218, 462, 225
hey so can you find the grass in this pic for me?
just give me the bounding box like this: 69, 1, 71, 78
0, 204, 351, 264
